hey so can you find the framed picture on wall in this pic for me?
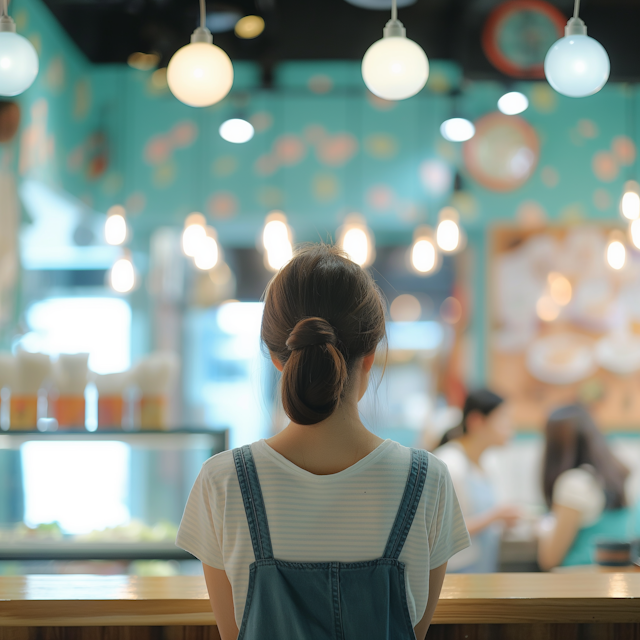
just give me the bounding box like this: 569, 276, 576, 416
488, 225, 640, 431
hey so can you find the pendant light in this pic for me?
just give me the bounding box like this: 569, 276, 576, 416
605, 231, 626, 271
337, 215, 375, 268
0, 0, 38, 96
262, 211, 293, 272
497, 91, 528, 115
182, 212, 207, 256
110, 250, 136, 293
544, 0, 609, 98
361, 0, 429, 101
440, 90, 474, 142
167, 0, 234, 107
104, 205, 127, 245
410, 226, 440, 275
219, 117, 254, 143
436, 206, 466, 254
194, 226, 220, 270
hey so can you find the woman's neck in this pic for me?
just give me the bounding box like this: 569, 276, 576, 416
457, 434, 488, 467
267, 399, 384, 475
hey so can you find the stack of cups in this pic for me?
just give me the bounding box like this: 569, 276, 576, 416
94, 371, 130, 430
133, 352, 179, 430
0, 354, 14, 424
53, 354, 89, 429
11, 351, 51, 430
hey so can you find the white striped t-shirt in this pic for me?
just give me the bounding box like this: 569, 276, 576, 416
176, 439, 470, 629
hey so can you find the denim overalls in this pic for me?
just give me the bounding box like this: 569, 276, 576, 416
232, 444, 429, 640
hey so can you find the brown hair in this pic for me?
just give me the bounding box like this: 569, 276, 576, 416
261, 243, 386, 425
542, 404, 629, 509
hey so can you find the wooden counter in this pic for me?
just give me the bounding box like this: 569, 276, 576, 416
1, 573, 639, 639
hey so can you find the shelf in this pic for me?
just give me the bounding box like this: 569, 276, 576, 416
0, 429, 228, 451
0, 540, 193, 561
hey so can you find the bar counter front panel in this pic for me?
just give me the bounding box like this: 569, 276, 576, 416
1, 573, 640, 639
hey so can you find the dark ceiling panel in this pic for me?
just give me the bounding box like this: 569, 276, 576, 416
41, 0, 640, 81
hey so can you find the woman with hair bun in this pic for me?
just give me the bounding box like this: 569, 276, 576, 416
434, 389, 520, 573
177, 243, 470, 640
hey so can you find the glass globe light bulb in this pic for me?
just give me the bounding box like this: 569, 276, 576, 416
219, 118, 254, 144
167, 28, 233, 107
110, 257, 135, 293
0, 31, 39, 97
362, 16, 428, 101
544, 18, 609, 98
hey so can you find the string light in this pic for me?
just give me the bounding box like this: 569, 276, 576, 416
219, 117, 254, 144
497, 91, 528, 115
630, 219, 640, 249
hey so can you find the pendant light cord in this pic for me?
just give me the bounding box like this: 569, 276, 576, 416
391, 0, 397, 21
573, 0, 581, 19
199, 0, 206, 29
1, 0, 8, 18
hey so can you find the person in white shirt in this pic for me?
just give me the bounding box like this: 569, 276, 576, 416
538, 404, 636, 570
433, 389, 520, 573
177, 243, 470, 640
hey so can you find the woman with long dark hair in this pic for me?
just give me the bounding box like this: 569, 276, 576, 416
176, 244, 470, 640
538, 404, 634, 570
434, 389, 520, 573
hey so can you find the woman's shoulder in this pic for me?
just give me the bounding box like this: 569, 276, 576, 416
200, 448, 238, 486
553, 466, 605, 509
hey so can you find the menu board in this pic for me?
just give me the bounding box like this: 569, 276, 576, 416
488, 226, 640, 431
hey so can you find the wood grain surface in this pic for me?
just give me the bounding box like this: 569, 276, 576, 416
1, 573, 639, 628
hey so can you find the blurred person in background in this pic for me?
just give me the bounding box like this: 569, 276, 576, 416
434, 389, 520, 573
538, 404, 638, 570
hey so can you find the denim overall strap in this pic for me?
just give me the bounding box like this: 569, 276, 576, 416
233, 445, 274, 561
383, 448, 429, 560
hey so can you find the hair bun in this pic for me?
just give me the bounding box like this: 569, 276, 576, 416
286, 317, 337, 351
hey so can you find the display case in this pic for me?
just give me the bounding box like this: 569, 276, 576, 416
0, 429, 227, 570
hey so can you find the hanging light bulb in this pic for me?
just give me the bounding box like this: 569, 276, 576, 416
630, 219, 640, 250
361, 0, 429, 101
620, 180, 640, 221
182, 213, 207, 257
410, 226, 440, 275
337, 216, 375, 267
606, 232, 626, 270
497, 91, 529, 115
219, 117, 254, 143
110, 252, 136, 293
544, 0, 609, 98
0, 1, 38, 97
440, 117, 475, 142
104, 205, 127, 246
167, 0, 233, 107
436, 207, 465, 253
194, 226, 219, 270
262, 211, 293, 272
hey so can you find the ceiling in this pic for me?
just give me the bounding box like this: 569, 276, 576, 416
42, 0, 640, 82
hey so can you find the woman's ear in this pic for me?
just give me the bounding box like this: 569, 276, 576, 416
270, 351, 284, 372
362, 352, 375, 373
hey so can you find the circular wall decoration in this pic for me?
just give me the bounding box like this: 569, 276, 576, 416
463, 113, 540, 192
482, 0, 566, 78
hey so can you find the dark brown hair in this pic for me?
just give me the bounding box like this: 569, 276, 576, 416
261, 243, 386, 425
542, 404, 629, 509
437, 388, 504, 447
